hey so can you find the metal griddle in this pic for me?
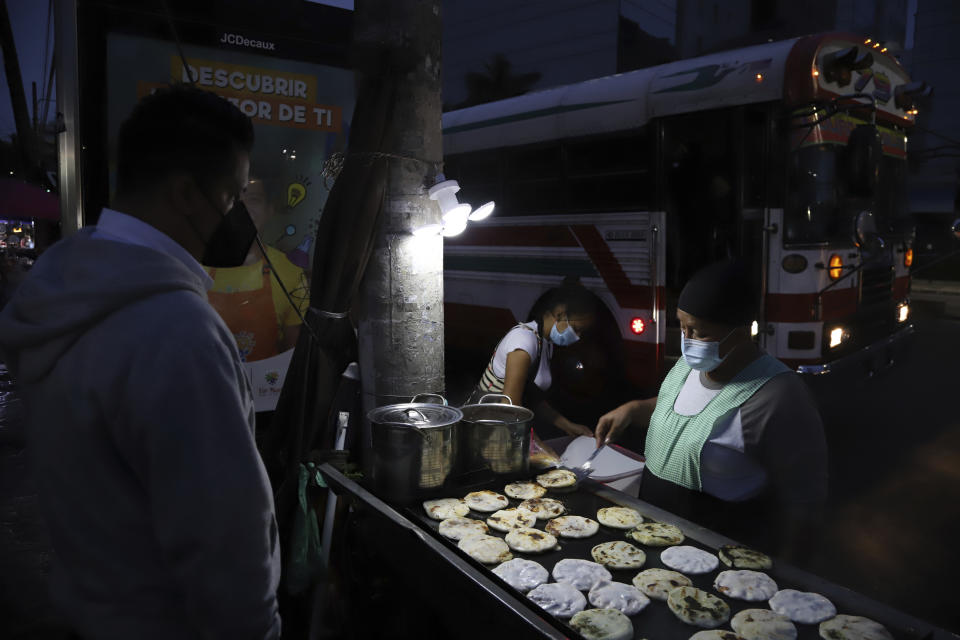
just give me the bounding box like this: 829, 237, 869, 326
319, 463, 955, 640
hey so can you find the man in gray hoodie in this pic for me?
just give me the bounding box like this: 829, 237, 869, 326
0, 85, 281, 639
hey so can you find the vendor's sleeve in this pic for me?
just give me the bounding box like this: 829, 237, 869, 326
741, 374, 828, 506
499, 325, 539, 360
118, 302, 281, 639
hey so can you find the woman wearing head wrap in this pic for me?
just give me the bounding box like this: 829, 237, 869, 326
594, 259, 827, 560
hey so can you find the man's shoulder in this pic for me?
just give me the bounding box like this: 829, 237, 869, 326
116, 289, 233, 349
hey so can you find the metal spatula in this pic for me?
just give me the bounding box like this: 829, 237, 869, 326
571, 444, 606, 480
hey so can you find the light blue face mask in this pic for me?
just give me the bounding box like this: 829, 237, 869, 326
680, 329, 737, 372
550, 323, 580, 346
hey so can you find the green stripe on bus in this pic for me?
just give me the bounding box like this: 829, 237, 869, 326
445, 255, 598, 277
443, 100, 633, 135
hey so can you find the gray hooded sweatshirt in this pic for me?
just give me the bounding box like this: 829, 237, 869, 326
0, 228, 281, 639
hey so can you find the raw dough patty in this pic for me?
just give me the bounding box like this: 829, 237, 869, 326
714, 570, 778, 601
661, 545, 719, 575
491, 558, 549, 592
731, 608, 797, 640
769, 589, 837, 624
552, 558, 613, 591
597, 506, 643, 529
527, 582, 587, 619
631, 568, 692, 600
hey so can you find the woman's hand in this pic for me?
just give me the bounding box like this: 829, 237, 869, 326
594, 397, 656, 447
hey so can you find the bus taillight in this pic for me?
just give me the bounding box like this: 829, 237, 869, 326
630, 318, 646, 335
828, 254, 843, 280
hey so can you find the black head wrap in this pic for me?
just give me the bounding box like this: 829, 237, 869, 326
677, 259, 757, 326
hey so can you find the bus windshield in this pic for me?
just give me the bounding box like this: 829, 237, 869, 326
785, 145, 841, 243
785, 145, 909, 244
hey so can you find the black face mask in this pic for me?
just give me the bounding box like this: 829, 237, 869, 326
201, 200, 258, 268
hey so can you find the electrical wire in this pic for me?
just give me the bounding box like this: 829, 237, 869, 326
911, 123, 960, 148
253, 234, 323, 344
159, 0, 193, 85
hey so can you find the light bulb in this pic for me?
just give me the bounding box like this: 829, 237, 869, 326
442, 204, 471, 226
469, 201, 495, 221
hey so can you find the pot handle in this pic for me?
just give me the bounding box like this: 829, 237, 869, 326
411, 393, 448, 406
478, 393, 513, 405
472, 418, 510, 427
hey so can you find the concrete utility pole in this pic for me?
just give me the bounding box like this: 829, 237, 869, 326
356, 0, 446, 409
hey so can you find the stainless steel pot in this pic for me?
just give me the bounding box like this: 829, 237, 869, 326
459, 394, 533, 477
365, 394, 462, 503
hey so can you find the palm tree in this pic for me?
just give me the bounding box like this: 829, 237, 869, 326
452, 54, 541, 109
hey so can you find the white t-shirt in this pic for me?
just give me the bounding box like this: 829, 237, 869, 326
673, 368, 767, 501
491, 321, 553, 391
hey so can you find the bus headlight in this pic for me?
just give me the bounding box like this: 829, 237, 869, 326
898, 303, 910, 323
828, 326, 850, 348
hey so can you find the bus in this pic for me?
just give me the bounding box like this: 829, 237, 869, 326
442, 32, 920, 414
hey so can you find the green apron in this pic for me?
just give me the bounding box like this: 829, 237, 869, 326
644, 353, 790, 491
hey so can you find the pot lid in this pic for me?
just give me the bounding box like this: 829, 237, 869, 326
460, 402, 534, 424
367, 402, 463, 429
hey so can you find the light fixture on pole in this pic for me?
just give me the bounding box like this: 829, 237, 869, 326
414, 174, 495, 237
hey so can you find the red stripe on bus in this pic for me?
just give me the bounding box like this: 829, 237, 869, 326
893, 275, 909, 300
765, 288, 858, 322
445, 226, 579, 247
570, 225, 653, 309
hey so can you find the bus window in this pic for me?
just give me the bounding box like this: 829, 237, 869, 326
447, 150, 502, 214
565, 131, 653, 212
785, 145, 841, 243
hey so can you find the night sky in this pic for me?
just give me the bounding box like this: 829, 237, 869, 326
1, 1, 59, 139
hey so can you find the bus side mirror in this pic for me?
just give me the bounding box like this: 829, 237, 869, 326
845, 124, 882, 197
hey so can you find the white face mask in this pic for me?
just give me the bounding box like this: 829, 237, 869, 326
680, 328, 738, 372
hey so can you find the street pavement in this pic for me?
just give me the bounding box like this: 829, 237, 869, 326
804, 307, 960, 634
